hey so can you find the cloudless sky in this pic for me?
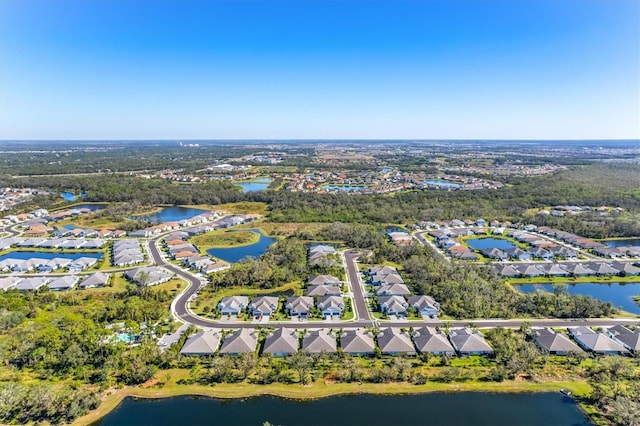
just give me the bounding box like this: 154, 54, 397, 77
0, 0, 638, 140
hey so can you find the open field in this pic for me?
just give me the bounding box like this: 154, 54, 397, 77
190, 230, 260, 253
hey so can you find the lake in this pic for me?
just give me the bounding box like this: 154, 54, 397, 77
604, 238, 640, 248
466, 237, 517, 250
0, 251, 103, 262
133, 206, 208, 223
236, 178, 272, 193
424, 179, 463, 189
516, 282, 640, 314
94, 393, 592, 426
61, 191, 77, 201
70, 204, 107, 212
207, 230, 276, 263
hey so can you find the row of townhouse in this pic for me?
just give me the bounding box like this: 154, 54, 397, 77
112, 239, 145, 266
128, 212, 259, 238
567, 326, 639, 355
537, 226, 640, 258
179, 326, 494, 358
0, 237, 108, 250
364, 265, 441, 318
494, 261, 640, 278
0, 272, 110, 291
0, 255, 99, 273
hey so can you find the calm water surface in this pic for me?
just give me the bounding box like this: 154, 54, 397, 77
323, 185, 367, 191
604, 238, 640, 248
134, 206, 208, 223
207, 230, 276, 263
94, 393, 592, 426
424, 179, 463, 188
516, 282, 640, 314
236, 178, 272, 192
466, 237, 516, 250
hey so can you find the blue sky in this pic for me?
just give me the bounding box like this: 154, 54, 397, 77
1, 0, 638, 140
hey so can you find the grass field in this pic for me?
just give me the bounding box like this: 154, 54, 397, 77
190, 230, 260, 253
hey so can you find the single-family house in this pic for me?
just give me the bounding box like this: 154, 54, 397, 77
302, 329, 337, 354
606, 325, 640, 353
317, 295, 345, 318
448, 328, 494, 356
15, 277, 49, 291
249, 296, 279, 318
413, 327, 456, 356
0, 276, 22, 291
376, 283, 411, 296
286, 296, 314, 318
307, 275, 341, 286
532, 328, 583, 355
217, 296, 249, 316
262, 328, 299, 357
340, 328, 376, 356
378, 295, 408, 316
407, 295, 440, 317
47, 275, 79, 291
180, 330, 222, 356
568, 326, 629, 355
219, 329, 258, 356
376, 328, 416, 355
305, 284, 341, 297
79, 272, 110, 289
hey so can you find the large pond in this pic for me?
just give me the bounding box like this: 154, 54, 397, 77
604, 238, 640, 248
94, 393, 592, 426
236, 178, 272, 193
424, 179, 463, 189
516, 283, 640, 314
0, 251, 103, 262
68, 204, 106, 212
466, 237, 517, 250
206, 230, 276, 263
61, 191, 88, 201
133, 206, 208, 223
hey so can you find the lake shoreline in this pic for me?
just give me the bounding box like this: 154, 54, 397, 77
74, 379, 592, 425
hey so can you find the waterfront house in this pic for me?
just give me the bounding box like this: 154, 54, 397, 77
219, 329, 258, 356
286, 296, 314, 318
376, 328, 416, 355
480, 248, 508, 261
532, 328, 583, 355
249, 296, 279, 319
407, 295, 440, 317
79, 272, 110, 289
68, 257, 98, 272
564, 263, 595, 277
378, 295, 409, 317
340, 328, 376, 356
611, 263, 640, 275
413, 327, 456, 356
516, 264, 545, 278
317, 295, 345, 318
494, 264, 520, 278
448, 328, 494, 356
262, 328, 299, 357
302, 329, 337, 354
583, 262, 619, 276
217, 296, 249, 316
180, 330, 221, 356
537, 263, 570, 277
606, 325, 640, 353
568, 326, 629, 355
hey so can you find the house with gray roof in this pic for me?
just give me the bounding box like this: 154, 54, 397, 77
564, 263, 595, 276
378, 295, 408, 317
537, 263, 570, 277
219, 328, 258, 356
286, 296, 314, 318
448, 328, 494, 356
124, 267, 173, 286
370, 271, 405, 286
79, 272, 110, 289
584, 262, 619, 276
407, 295, 440, 317
532, 328, 583, 355
262, 328, 299, 357
0, 276, 22, 291
568, 326, 629, 355
305, 284, 341, 297
494, 264, 520, 277
606, 325, 640, 353
611, 263, 640, 275
317, 295, 345, 318
47, 275, 79, 291
180, 330, 221, 356
217, 296, 249, 316
413, 327, 455, 356
249, 296, 279, 318
302, 329, 337, 354
307, 274, 341, 286
516, 264, 545, 277
376, 283, 411, 296
340, 328, 376, 356
377, 328, 416, 355
68, 257, 98, 272
308, 245, 337, 266
15, 277, 49, 291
